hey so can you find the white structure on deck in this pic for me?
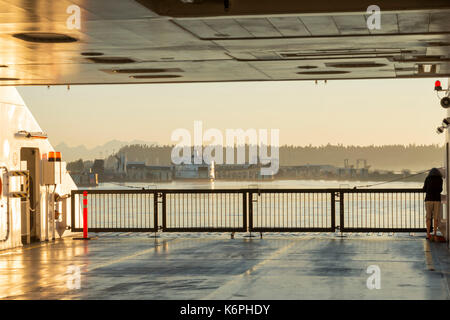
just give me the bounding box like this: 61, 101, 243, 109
0, 87, 76, 250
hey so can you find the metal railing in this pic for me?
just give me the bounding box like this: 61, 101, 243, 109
162, 190, 247, 232
71, 188, 427, 233
339, 189, 425, 232
71, 190, 158, 232
249, 189, 335, 232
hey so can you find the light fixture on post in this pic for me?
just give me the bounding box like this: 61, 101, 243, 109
434, 79, 450, 108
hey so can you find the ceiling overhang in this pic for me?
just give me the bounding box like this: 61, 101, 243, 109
0, 0, 449, 86
136, 0, 450, 18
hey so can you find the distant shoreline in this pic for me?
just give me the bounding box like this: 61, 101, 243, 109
81, 177, 423, 189
98, 174, 426, 184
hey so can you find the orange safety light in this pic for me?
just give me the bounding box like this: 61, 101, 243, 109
55, 152, 61, 162
48, 152, 56, 162
435, 80, 442, 91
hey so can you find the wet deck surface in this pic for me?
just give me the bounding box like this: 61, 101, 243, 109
0, 233, 449, 300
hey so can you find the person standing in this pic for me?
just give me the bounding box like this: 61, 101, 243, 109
423, 168, 443, 240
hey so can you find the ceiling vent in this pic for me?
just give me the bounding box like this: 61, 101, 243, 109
87, 57, 136, 64
113, 68, 184, 74
326, 62, 386, 68
81, 52, 104, 56
129, 75, 182, 79
280, 49, 410, 59
426, 42, 450, 47
297, 71, 350, 75
395, 67, 417, 71
413, 55, 443, 60
394, 56, 448, 62
297, 66, 318, 69
13, 33, 77, 43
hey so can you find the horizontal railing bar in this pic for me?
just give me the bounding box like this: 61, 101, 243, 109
335, 188, 424, 193
72, 188, 424, 194
163, 228, 247, 232
251, 228, 335, 232
71, 189, 158, 195
73, 228, 158, 232
160, 189, 248, 194
72, 189, 248, 195
341, 228, 427, 233
250, 188, 424, 193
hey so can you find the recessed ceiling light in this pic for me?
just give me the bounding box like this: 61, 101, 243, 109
13, 33, 77, 43
417, 64, 439, 74
423, 64, 433, 73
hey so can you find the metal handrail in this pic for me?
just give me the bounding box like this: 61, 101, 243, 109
70, 188, 427, 233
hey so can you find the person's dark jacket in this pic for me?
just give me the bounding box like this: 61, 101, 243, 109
423, 168, 443, 201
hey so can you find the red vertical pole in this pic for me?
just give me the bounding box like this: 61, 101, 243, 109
83, 191, 88, 239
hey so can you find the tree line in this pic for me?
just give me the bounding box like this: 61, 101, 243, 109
77, 143, 444, 172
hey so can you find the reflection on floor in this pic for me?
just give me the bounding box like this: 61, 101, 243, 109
0, 233, 449, 300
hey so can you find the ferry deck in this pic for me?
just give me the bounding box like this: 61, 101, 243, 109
0, 233, 448, 299
1, 0, 450, 302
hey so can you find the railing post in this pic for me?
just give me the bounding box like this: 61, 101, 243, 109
331, 191, 336, 231
340, 191, 345, 232
70, 190, 75, 231
248, 192, 253, 232
243, 191, 248, 232
162, 192, 167, 231
154, 191, 158, 232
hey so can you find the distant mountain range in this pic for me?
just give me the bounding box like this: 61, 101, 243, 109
56, 139, 157, 162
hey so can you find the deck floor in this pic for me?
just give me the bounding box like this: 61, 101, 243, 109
0, 233, 449, 300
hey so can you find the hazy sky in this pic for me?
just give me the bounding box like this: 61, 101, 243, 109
18, 78, 449, 148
